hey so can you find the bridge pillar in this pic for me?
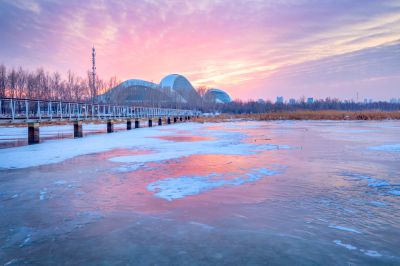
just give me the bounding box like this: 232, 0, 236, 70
158, 117, 162, 126
167, 117, 171, 124
180, 117, 183, 122
28, 122, 40, 145
135, 119, 140, 129
107, 120, 114, 133
127, 119, 132, 130
188, 116, 191, 120
73, 121, 83, 138
148, 119, 153, 127
174, 117, 177, 123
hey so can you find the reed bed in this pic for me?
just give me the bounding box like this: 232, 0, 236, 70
192, 110, 400, 123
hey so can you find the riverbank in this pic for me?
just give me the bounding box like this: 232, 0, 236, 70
193, 110, 400, 122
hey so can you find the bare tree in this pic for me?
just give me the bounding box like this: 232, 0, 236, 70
16, 67, 27, 98
7, 68, 17, 98
0, 64, 6, 98
50, 72, 61, 100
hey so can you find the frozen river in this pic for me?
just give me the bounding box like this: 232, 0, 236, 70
0, 121, 399, 265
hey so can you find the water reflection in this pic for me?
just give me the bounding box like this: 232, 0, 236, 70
151, 136, 215, 142
0, 121, 399, 265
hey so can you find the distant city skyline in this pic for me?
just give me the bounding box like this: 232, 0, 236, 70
0, 0, 399, 101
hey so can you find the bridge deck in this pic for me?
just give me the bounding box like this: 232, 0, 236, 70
0, 97, 199, 123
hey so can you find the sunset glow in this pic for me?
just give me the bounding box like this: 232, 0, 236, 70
1, 0, 399, 100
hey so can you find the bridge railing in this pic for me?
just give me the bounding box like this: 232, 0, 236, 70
0, 97, 200, 122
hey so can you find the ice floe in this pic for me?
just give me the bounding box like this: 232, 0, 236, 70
333, 240, 357, 250
361, 249, 382, 257
340, 171, 399, 197
0, 123, 293, 169
114, 163, 144, 173
39, 189, 47, 201
329, 225, 361, 234
333, 240, 384, 258
4, 259, 20, 266
147, 168, 281, 201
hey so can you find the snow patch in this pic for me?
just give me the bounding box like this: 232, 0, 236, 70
329, 225, 361, 234
333, 240, 357, 250
341, 172, 400, 197
19, 236, 32, 248
39, 189, 47, 200
114, 163, 144, 173
341, 172, 389, 188
4, 259, 20, 266
361, 249, 382, 257
147, 168, 280, 201
0, 123, 292, 169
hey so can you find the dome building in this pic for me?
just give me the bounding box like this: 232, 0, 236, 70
98, 79, 176, 104
160, 74, 201, 103
204, 88, 232, 103
98, 74, 229, 106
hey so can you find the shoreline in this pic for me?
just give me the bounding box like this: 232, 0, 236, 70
192, 110, 400, 122
0, 110, 399, 127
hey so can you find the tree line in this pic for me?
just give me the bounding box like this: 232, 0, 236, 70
1, 63, 399, 112
208, 98, 400, 114
0, 64, 119, 103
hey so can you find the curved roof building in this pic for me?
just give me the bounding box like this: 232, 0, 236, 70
120, 79, 159, 89
205, 88, 231, 103
160, 74, 200, 103
99, 79, 177, 104
99, 74, 228, 106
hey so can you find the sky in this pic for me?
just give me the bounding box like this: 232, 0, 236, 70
0, 0, 399, 101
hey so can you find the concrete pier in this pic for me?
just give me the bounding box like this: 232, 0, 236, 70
158, 118, 162, 126
127, 119, 132, 130
174, 117, 177, 123
148, 119, 153, 127
28, 122, 40, 144
73, 121, 83, 138
135, 119, 140, 128
107, 120, 114, 133
167, 117, 171, 124
180, 117, 183, 122
188, 116, 191, 120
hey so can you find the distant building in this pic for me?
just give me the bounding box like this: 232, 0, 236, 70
276, 96, 284, 104
99, 74, 200, 104
257, 98, 265, 104
289, 98, 296, 105
204, 88, 232, 103
307, 97, 314, 104
364, 98, 368, 104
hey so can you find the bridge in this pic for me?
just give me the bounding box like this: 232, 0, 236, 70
0, 97, 200, 144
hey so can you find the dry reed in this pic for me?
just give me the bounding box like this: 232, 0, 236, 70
192, 110, 400, 123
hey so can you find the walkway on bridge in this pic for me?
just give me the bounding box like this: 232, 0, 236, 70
0, 97, 200, 144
